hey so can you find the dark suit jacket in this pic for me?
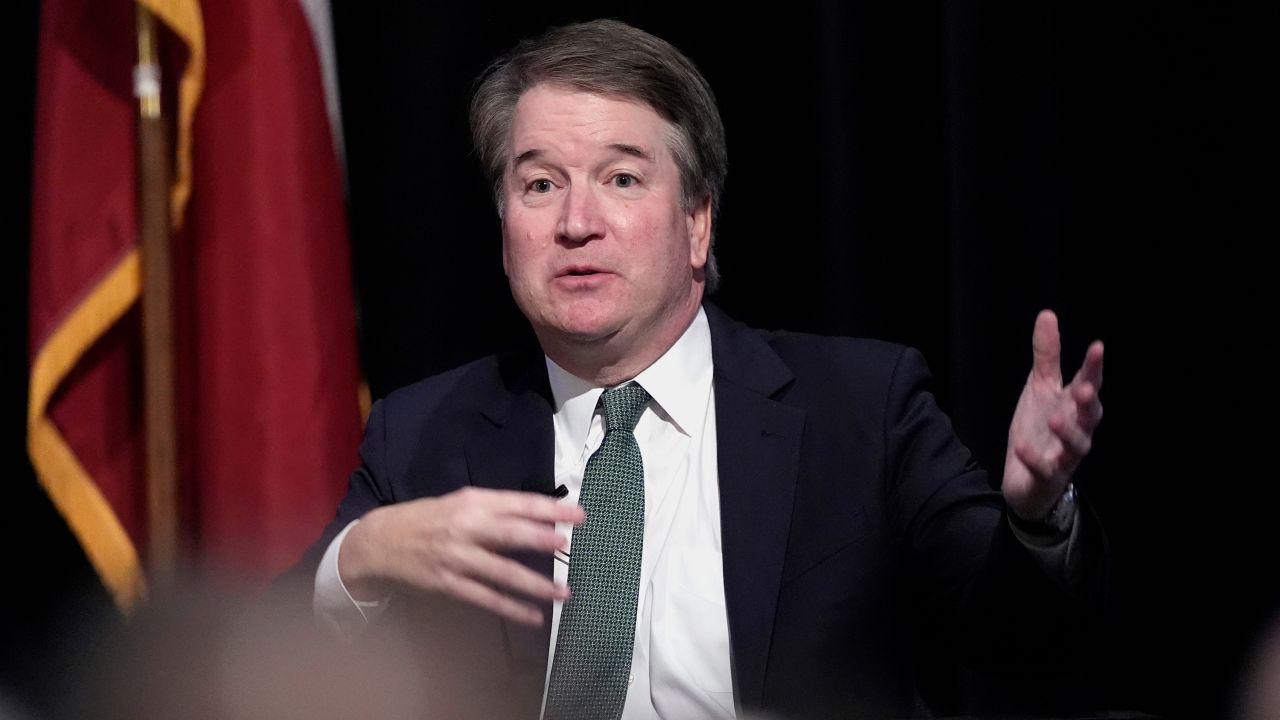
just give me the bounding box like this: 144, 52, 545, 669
297, 303, 1104, 719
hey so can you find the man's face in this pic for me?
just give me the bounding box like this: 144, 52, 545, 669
501, 83, 711, 366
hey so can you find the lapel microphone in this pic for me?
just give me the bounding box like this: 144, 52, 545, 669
548, 484, 572, 565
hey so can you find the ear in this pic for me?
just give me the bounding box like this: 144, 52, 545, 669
687, 194, 712, 270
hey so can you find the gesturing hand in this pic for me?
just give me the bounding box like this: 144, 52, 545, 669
1003, 310, 1105, 522
339, 486, 585, 626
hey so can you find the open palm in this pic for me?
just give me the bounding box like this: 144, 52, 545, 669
1003, 310, 1105, 521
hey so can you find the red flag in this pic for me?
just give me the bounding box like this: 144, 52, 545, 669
28, 0, 360, 610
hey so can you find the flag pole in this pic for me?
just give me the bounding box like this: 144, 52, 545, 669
136, 5, 179, 587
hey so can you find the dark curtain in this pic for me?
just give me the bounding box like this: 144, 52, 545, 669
6, 2, 1270, 718
332, 2, 1268, 717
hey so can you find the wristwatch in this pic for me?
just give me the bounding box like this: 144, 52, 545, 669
1011, 482, 1077, 538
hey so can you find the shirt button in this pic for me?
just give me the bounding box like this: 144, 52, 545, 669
629, 674, 635, 686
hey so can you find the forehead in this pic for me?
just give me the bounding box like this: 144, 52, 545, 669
508, 84, 672, 159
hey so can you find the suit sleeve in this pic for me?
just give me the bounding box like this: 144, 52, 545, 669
883, 346, 1107, 671
329, 397, 397, 529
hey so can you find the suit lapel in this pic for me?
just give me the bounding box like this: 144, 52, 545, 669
706, 304, 804, 709
463, 352, 556, 696
465, 352, 556, 496
457, 310, 802, 711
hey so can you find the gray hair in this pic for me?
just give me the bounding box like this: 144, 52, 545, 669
470, 19, 727, 291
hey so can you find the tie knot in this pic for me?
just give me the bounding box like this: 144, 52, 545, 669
599, 382, 649, 433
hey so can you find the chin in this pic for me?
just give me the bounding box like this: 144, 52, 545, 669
553, 318, 621, 344
542, 304, 624, 344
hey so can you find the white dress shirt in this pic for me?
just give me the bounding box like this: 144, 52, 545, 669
315, 308, 735, 719
543, 307, 733, 719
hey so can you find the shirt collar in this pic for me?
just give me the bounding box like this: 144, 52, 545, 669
545, 306, 713, 450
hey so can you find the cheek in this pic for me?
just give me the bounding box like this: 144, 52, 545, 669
656, 213, 693, 270
503, 231, 555, 298
619, 211, 676, 261
504, 215, 544, 260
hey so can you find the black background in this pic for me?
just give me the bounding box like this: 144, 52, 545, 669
4, 2, 1273, 718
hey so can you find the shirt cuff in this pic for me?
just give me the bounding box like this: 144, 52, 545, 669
1009, 503, 1085, 590
313, 519, 390, 640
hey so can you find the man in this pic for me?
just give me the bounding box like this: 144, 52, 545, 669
302, 18, 1106, 720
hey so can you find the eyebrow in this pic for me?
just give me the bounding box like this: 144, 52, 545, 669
511, 143, 656, 169
605, 143, 656, 163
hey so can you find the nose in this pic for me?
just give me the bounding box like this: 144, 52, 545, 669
555, 182, 605, 246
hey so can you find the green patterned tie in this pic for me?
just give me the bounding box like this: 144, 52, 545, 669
544, 382, 650, 720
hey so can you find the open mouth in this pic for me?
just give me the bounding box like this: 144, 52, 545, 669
559, 265, 606, 277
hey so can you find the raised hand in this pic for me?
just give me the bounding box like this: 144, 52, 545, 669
1002, 310, 1105, 522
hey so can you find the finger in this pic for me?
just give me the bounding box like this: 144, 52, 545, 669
1070, 382, 1104, 433
1073, 340, 1104, 392
472, 516, 571, 554
456, 545, 571, 603
460, 487, 586, 525
1049, 412, 1092, 458
437, 570, 546, 627
1031, 310, 1062, 384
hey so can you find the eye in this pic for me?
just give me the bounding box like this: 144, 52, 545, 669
530, 179, 553, 193
612, 174, 637, 188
